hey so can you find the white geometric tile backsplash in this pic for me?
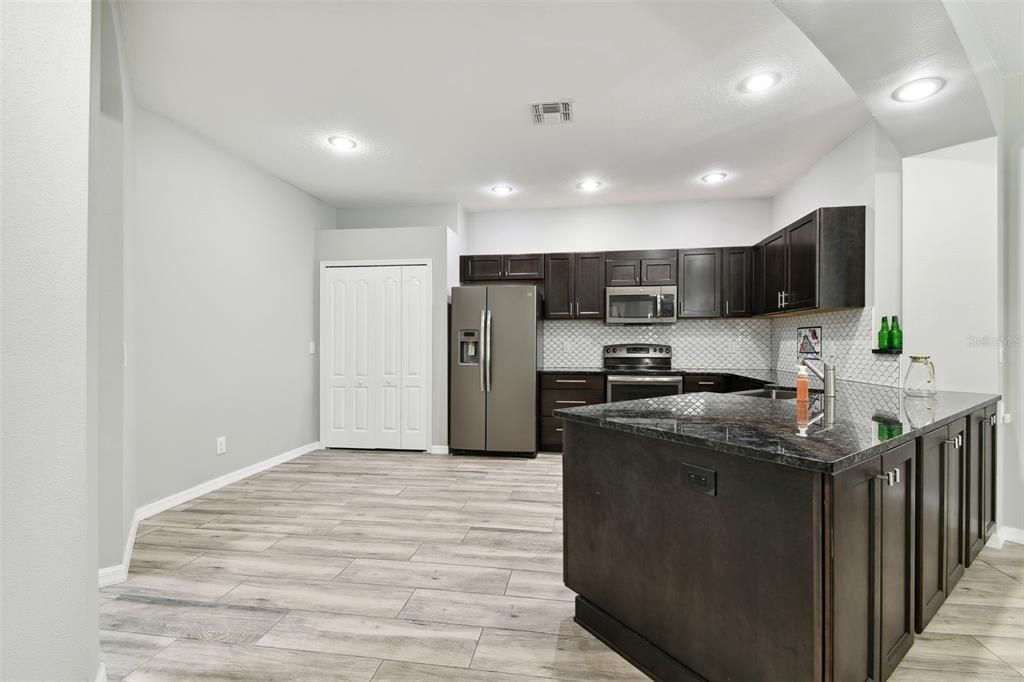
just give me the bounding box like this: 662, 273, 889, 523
541, 307, 902, 387
541, 318, 771, 370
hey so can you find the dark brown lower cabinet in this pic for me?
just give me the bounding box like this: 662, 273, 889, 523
967, 405, 998, 565
830, 441, 915, 681
916, 419, 967, 633
538, 374, 604, 451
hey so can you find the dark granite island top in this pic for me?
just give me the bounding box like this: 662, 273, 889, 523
558, 378, 1000, 681
555, 376, 999, 473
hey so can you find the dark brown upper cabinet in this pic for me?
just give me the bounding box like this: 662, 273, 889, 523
460, 254, 544, 282
722, 247, 752, 317
757, 206, 865, 315
605, 250, 677, 286
544, 253, 605, 319
677, 248, 721, 318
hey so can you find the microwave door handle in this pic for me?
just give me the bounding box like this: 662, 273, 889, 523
656, 293, 662, 318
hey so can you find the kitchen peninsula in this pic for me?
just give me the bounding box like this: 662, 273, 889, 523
556, 376, 999, 681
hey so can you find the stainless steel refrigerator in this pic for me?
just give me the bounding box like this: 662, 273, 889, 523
450, 285, 540, 456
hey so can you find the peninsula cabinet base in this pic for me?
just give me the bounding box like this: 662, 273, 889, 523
574, 597, 703, 682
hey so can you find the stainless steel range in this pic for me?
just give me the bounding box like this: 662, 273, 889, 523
603, 343, 683, 403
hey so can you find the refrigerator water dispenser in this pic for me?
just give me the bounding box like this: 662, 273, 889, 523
459, 330, 480, 365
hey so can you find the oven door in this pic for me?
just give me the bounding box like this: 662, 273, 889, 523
605, 286, 676, 324
607, 375, 684, 403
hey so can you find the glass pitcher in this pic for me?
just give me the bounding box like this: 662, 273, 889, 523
904, 355, 937, 397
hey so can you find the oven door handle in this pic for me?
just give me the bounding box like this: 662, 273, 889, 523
607, 376, 683, 383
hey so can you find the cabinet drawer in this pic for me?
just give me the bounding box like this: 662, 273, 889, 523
540, 374, 605, 391
685, 375, 728, 392
540, 416, 565, 452
540, 389, 604, 417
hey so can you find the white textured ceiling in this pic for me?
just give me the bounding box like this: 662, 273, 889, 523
965, 0, 1024, 78
119, 1, 872, 211
774, 0, 998, 156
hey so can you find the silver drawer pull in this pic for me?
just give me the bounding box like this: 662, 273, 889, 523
555, 428, 563, 433
555, 400, 587, 404
697, 381, 715, 386
555, 379, 587, 383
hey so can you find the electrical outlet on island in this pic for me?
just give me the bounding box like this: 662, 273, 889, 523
216, 436, 227, 455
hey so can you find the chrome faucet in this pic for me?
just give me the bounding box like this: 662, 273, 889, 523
799, 357, 836, 400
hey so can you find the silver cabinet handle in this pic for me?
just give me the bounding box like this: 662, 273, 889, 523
725, 300, 729, 316
944, 438, 956, 447
991, 414, 998, 426
893, 467, 900, 484
485, 309, 492, 392
555, 379, 587, 384
555, 400, 587, 405
876, 471, 895, 486
777, 291, 782, 308
555, 428, 563, 433
479, 309, 486, 392
697, 381, 715, 386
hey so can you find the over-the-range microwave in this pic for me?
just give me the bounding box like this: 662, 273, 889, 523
605, 286, 677, 324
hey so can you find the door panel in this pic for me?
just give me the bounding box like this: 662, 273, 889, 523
606, 259, 641, 286
400, 266, 428, 450
461, 255, 503, 281
945, 421, 966, 592
485, 286, 537, 453
678, 248, 721, 318
983, 405, 997, 540
450, 286, 487, 451
832, 457, 879, 682
966, 410, 985, 565
544, 253, 574, 319
722, 247, 751, 317
786, 216, 818, 310
881, 443, 915, 678
641, 258, 677, 286
762, 230, 786, 313
503, 254, 544, 280
375, 270, 402, 449
575, 252, 605, 318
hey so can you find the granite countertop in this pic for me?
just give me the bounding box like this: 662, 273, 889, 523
555, 375, 1000, 474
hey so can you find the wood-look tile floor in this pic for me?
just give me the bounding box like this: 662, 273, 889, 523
100, 449, 1024, 681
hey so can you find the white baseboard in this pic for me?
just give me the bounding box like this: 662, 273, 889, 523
428, 445, 449, 455
98, 441, 322, 586
94, 662, 107, 682
988, 525, 1024, 549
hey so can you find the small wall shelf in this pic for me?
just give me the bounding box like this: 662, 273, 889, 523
872, 348, 903, 355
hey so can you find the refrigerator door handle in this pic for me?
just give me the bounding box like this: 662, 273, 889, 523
479, 309, 486, 392
485, 309, 493, 392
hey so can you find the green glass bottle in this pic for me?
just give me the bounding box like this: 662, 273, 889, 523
890, 315, 903, 350
878, 316, 890, 350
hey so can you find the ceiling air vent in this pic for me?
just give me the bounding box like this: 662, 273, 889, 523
531, 101, 573, 125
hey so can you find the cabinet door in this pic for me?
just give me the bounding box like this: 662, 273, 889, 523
762, 230, 787, 314
606, 259, 641, 286
574, 252, 605, 318
785, 215, 818, 310
880, 442, 915, 679
916, 426, 948, 632
641, 257, 677, 286
831, 456, 881, 682
751, 244, 763, 315
983, 405, 997, 540
544, 253, 575, 319
461, 255, 503, 281
966, 409, 986, 566
677, 249, 721, 318
945, 419, 967, 594
722, 247, 751, 317
503, 253, 544, 280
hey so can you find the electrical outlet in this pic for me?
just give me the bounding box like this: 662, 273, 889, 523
309, 341, 316, 354
1002, 413, 1013, 424
216, 436, 227, 455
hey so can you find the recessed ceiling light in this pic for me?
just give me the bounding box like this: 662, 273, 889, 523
701, 171, 729, 184
738, 72, 781, 93
576, 179, 604, 192
490, 185, 515, 196
328, 135, 358, 151
891, 77, 946, 103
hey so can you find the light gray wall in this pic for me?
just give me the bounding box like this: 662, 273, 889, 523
92, 0, 129, 570
1, 0, 99, 678
317, 227, 449, 447
127, 105, 334, 507
337, 204, 460, 231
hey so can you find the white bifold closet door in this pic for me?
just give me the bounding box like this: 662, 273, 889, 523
321, 265, 428, 450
